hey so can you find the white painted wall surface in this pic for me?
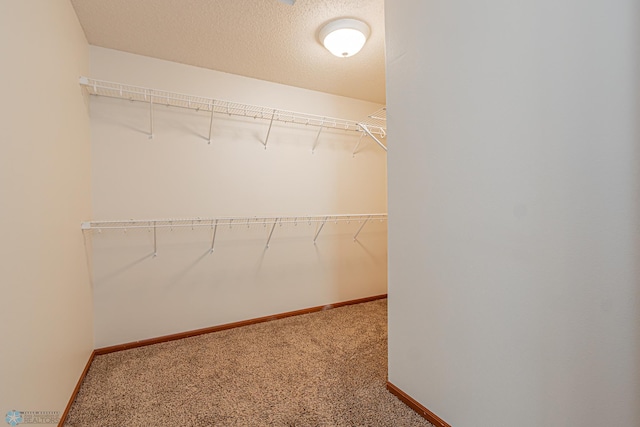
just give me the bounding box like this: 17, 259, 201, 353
89, 47, 388, 347
386, 1, 640, 426
0, 0, 93, 419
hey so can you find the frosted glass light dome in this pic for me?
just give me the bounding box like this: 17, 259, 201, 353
319, 19, 370, 58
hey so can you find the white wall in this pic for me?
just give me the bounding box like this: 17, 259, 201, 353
386, 1, 640, 426
0, 0, 93, 420
89, 47, 388, 347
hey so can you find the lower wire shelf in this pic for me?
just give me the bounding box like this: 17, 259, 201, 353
82, 213, 388, 254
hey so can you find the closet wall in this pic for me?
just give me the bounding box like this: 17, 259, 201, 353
386, 0, 640, 426
88, 47, 388, 347
0, 0, 93, 416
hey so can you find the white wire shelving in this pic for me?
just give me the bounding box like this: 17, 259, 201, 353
81, 213, 388, 255
353, 107, 386, 155
79, 77, 387, 152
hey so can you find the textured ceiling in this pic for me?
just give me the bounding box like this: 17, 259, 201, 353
70, 0, 386, 104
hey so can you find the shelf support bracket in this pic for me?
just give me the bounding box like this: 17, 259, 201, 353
359, 124, 387, 152
207, 102, 215, 144
311, 120, 325, 154
353, 215, 371, 241
263, 109, 276, 149
352, 133, 365, 157
209, 219, 218, 253
266, 218, 278, 249
314, 216, 329, 244
152, 221, 157, 257
148, 92, 154, 139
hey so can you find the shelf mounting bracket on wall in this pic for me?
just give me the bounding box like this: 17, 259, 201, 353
148, 92, 154, 139
263, 109, 277, 149
152, 221, 157, 256
352, 133, 365, 157
353, 215, 371, 241
358, 123, 387, 152
207, 102, 215, 144
355, 107, 387, 154
311, 119, 325, 154
209, 219, 218, 253
265, 218, 279, 249
313, 216, 329, 244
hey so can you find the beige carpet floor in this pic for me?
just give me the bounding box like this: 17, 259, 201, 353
65, 299, 433, 426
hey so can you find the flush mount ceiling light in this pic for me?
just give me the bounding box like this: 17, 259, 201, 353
318, 18, 370, 58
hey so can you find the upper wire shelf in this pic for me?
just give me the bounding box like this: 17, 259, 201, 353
361, 107, 386, 129
79, 77, 387, 151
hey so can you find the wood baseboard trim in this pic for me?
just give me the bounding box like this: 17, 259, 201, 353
95, 294, 387, 355
58, 350, 96, 427
386, 381, 451, 427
